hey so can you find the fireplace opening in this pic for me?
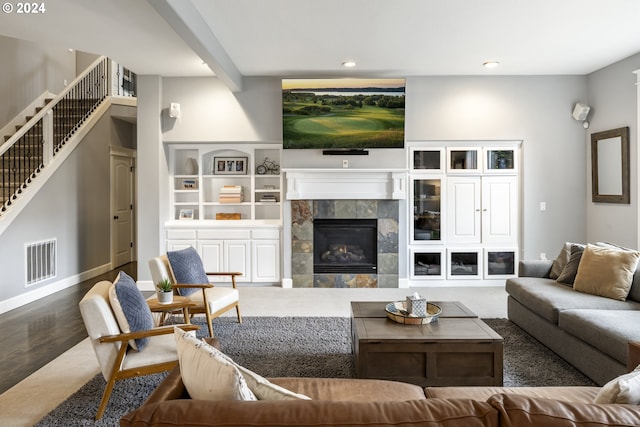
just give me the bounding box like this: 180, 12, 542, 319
313, 219, 377, 274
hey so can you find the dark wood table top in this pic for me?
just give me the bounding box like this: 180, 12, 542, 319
353, 316, 503, 342
351, 300, 477, 319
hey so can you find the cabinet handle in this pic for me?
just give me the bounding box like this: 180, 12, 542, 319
113, 215, 119, 220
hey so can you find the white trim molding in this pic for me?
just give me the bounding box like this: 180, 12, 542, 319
283, 169, 407, 200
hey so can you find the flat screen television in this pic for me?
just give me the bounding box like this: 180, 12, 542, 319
282, 78, 405, 150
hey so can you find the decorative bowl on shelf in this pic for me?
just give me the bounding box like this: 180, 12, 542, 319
385, 301, 442, 325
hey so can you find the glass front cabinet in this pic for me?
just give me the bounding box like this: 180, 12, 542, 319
409, 141, 520, 285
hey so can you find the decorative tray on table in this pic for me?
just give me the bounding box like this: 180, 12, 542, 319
385, 301, 442, 325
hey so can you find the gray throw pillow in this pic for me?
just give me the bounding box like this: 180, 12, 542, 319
110, 272, 154, 350
167, 247, 209, 297
556, 245, 585, 285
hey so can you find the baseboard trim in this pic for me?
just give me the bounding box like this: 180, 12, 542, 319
0, 263, 112, 315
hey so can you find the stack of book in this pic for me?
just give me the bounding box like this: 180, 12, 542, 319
260, 194, 277, 203
219, 185, 243, 203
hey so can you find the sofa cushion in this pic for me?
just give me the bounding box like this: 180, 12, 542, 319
271, 377, 426, 401
573, 244, 640, 301
556, 244, 585, 285
559, 309, 640, 364
488, 393, 640, 427
424, 386, 599, 403
595, 369, 640, 404
506, 277, 637, 324
121, 398, 499, 427
167, 246, 208, 297
108, 272, 154, 351
175, 327, 257, 401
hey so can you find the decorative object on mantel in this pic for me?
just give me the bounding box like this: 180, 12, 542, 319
385, 301, 441, 325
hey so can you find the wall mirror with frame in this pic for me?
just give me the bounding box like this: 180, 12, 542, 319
591, 126, 630, 204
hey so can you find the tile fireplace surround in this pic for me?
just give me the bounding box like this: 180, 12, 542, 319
284, 169, 406, 288
290, 199, 399, 288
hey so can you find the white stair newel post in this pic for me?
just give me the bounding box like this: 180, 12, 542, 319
42, 110, 53, 166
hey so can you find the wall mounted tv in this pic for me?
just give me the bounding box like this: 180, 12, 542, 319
282, 78, 405, 150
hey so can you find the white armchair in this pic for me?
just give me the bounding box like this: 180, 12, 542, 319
148, 254, 242, 337
79, 280, 197, 420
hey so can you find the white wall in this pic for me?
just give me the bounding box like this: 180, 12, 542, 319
0, 36, 75, 127
585, 53, 640, 249
136, 73, 589, 279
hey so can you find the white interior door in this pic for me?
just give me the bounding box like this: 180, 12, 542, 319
111, 152, 135, 268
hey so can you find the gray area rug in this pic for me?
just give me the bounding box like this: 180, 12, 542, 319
35, 317, 595, 426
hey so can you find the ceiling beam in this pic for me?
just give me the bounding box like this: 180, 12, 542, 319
148, 0, 243, 92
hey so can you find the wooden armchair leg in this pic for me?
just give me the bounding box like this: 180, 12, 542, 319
205, 310, 214, 338
95, 375, 117, 420
236, 305, 242, 323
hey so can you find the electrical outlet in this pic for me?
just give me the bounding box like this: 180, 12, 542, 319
342, 159, 348, 168
540, 253, 547, 260
540, 201, 546, 211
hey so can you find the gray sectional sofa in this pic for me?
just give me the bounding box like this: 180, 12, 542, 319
506, 249, 640, 386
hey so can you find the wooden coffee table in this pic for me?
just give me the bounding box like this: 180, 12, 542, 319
351, 301, 503, 387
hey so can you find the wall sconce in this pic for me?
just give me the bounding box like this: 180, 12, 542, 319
169, 102, 181, 119
572, 102, 591, 129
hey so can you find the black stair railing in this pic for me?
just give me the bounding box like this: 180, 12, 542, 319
0, 56, 110, 214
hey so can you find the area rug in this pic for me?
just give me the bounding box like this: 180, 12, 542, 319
35, 317, 595, 426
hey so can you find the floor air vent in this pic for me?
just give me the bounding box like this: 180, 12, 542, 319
26, 239, 57, 286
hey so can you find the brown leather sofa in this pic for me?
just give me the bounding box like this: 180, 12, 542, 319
120, 367, 640, 427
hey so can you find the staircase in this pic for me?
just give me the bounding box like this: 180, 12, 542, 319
0, 57, 110, 216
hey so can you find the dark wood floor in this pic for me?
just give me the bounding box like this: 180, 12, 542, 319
0, 262, 137, 394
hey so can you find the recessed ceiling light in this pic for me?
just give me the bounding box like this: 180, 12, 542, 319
342, 61, 356, 68
483, 61, 500, 69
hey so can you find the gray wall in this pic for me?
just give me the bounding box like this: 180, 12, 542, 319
136, 74, 589, 280
586, 53, 640, 249
0, 106, 136, 301
0, 36, 75, 127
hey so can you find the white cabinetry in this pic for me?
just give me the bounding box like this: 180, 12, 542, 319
408, 141, 520, 285
447, 176, 517, 244
165, 143, 282, 285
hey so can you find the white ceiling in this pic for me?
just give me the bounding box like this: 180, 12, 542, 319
1, 0, 640, 90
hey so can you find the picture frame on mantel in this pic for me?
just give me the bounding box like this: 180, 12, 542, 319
591, 126, 630, 204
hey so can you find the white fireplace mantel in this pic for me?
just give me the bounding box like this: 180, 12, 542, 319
283, 168, 407, 200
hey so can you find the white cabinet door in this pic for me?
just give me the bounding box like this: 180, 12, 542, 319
198, 240, 224, 274
482, 176, 518, 244
252, 240, 280, 282
447, 177, 481, 243
167, 240, 197, 251
225, 240, 251, 282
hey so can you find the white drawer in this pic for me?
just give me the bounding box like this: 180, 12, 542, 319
252, 229, 280, 239
198, 229, 251, 240
166, 229, 196, 240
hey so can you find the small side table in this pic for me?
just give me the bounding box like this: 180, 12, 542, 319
147, 295, 195, 326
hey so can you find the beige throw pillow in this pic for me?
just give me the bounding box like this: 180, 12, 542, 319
174, 327, 310, 401
175, 327, 257, 401
573, 244, 640, 301
595, 369, 640, 404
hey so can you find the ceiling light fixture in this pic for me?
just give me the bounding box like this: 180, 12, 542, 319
483, 61, 500, 69
342, 61, 356, 68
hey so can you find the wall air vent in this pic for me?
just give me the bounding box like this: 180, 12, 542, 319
25, 238, 57, 286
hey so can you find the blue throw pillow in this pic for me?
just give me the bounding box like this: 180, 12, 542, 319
167, 247, 209, 297
109, 272, 154, 351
